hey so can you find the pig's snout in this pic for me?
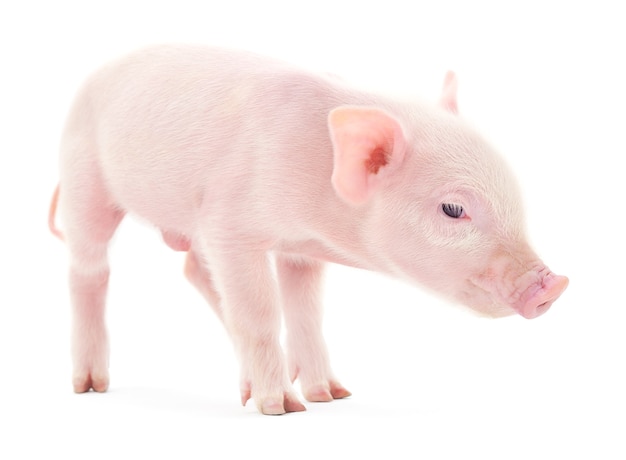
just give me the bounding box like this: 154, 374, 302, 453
517, 272, 569, 319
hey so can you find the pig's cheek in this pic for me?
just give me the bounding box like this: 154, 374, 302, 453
466, 258, 527, 315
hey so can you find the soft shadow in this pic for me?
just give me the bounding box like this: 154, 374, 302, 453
106, 386, 244, 418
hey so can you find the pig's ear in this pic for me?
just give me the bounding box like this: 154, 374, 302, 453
328, 107, 407, 205
439, 71, 458, 114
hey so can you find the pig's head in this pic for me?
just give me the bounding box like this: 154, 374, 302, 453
328, 72, 568, 319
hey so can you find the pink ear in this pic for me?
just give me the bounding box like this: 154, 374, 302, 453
439, 71, 458, 114
328, 107, 406, 205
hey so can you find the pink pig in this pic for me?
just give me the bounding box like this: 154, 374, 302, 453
49, 45, 568, 415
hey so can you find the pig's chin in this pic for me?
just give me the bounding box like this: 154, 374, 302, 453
454, 287, 517, 319
465, 303, 516, 319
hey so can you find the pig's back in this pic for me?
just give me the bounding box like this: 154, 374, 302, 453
70, 45, 360, 235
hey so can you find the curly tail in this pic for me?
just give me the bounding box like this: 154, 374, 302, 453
48, 184, 64, 241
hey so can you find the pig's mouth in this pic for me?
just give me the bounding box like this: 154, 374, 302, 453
457, 281, 516, 319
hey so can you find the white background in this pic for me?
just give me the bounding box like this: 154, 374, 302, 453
1, 1, 624, 458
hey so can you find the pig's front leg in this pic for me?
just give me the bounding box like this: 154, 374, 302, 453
184, 249, 223, 321
276, 256, 351, 402
207, 246, 305, 415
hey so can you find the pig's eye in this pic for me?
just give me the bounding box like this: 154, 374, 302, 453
441, 203, 465, 218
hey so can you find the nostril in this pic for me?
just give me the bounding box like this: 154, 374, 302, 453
530, 300, 553, 318
523, 301, 550, 319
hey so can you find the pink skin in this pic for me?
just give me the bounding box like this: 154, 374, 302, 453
49, 45, 567, 415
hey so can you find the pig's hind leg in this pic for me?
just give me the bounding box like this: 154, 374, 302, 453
276, 256, 351, 402
60, 169, 124, 393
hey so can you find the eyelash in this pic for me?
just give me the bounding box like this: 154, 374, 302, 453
441, 203, 465, 219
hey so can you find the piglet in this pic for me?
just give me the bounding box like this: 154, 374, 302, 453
49, 45, 568, 415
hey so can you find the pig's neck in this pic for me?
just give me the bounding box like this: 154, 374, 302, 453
275, 201, 391, 274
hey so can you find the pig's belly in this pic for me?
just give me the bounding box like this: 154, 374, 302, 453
105, 176, 198, 239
